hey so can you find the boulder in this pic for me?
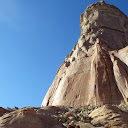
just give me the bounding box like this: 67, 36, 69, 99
89, 105, 128, 128
0, 107, 64, 128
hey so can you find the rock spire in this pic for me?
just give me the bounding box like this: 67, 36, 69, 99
42, 1, 128, 106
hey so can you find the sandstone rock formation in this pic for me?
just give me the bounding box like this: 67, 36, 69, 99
0, 105, 104, 128
1, 105, 128, 128
1, 1, 128, 128
0, 107, 9, 117
42, 1, 128, 107
89, 105, 128, 128
0, 107, 64, 128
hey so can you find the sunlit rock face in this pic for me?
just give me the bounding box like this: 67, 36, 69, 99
42, 1, 128, 107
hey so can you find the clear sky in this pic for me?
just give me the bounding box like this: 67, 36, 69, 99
0, 0, 128, 108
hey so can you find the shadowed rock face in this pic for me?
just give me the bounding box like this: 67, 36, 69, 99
42, 1, 128, 107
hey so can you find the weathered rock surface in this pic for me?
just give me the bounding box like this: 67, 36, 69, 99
1, 105, 128, 128
0, 107, 9, 117
0, 107, 64, 128
0, 106, 105, 128
89, 105, 128, 128
42, 1, 128, 106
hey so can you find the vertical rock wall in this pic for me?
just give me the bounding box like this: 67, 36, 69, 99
42, 1, 128, 107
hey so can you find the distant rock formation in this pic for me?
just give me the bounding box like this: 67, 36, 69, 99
42, 1, 128, 106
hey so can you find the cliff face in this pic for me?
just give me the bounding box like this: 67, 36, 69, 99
42, 1, 128, 106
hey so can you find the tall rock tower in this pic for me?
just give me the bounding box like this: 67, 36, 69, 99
42, 1, 128, 106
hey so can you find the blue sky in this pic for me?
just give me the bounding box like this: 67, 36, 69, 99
0, 0, 128, 108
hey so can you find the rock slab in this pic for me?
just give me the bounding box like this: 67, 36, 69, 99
89, 105, 128, 128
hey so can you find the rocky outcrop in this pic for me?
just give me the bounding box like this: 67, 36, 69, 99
42, 1, 128, 106
0, 106, 104, 128
0, 107, 64, 128
89, 105, 128, 128
0, 105, 128, 128
0, 107, 9, 117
